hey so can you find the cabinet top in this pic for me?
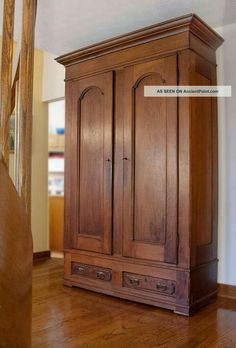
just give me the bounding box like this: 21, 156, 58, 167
56, 13, 223, 67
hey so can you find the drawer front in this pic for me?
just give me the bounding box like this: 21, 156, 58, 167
71, 262, 112, 281
123, 272, 176, 296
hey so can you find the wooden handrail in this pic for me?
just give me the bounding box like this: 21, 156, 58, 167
10, 58, 19, 115
17, 0, 37, 214
0, 0, 37, 346
0, 0, 15, 167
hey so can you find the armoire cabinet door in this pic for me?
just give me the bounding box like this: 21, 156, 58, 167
123, 56, 178, 263
70, 72, 113, 254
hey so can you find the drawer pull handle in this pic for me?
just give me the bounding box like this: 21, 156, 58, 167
156, 282, 168, 291
75, 266, 85, 274
96, 271, 106, 280
129, 278, 140, 286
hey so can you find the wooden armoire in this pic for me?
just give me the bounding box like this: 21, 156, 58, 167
56, 14, 223, 315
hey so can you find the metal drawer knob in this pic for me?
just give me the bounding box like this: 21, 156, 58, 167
96, 271, 106, 280
156, 282, 168, 291
75, 266, 85, 274
129, 278, 140, 286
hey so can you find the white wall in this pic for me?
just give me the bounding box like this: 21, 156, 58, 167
216, 22, 236, 285
31, 49, 49, 253
42, 51, 65, 102
48, 100, 65, 134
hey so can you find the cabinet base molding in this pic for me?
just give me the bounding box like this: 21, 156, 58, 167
33, 250, 51, 263
64, 250, 218, 316
218, 284, 236, 300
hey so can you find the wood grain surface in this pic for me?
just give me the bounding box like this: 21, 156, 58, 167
49, 196, 64, 252
0, 160, 32, 348
18, 0, 37, 214
0, 0, 15, 166
59, 14, 223, 315
32, 259, 236, 348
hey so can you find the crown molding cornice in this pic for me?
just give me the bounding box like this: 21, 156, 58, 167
56, 13, 224, 66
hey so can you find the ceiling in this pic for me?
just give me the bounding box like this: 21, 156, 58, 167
0, 0, 236, 56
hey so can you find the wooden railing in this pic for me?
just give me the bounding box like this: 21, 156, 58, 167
0, 0, 15, 167
0, 0, 37, 213
0, 0, 37, 346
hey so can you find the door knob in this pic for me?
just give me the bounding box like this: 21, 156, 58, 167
122, 157, 128, 161
106, 158, 111, 162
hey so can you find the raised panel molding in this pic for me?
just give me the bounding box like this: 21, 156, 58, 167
70, 72, 113, 255
123, 56, 178, 264
132, 72, 167, 245
78, 86, 105, 238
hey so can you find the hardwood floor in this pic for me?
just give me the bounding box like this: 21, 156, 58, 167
32, 259, 236, 348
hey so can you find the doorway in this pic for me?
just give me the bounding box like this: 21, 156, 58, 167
48, 99, 65, 258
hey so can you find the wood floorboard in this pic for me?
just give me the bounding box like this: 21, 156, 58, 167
32, 259, 236, 348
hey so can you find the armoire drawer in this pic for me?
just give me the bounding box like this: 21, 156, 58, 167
71, 262, 112, 282
123, 272, 176, 296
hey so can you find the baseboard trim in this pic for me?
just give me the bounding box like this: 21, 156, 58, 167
218, 283, 236, 300
33, 250, 51, 263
